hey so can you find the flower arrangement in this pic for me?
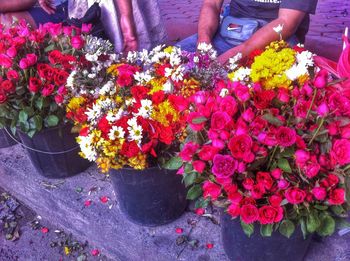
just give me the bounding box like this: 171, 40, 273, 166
178, 41, 350, 238
0, 21, 92, 136
65, 45, 218, 172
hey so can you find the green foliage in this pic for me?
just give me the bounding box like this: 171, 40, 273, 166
162, 157, 182, 170
241, 221, 254, 237
279, 220, 295, 238
187, 185, 202, 200
260, 224, 273, 237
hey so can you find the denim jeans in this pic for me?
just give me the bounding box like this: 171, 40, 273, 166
177, 19, 299, 55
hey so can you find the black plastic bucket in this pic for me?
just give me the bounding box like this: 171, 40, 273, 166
221, 212, 312, 261
0, 128, 17, 148
17, 124, 91, 179
110, 167, 187, 226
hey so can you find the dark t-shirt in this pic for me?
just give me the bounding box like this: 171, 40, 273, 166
230, 0, 318, 42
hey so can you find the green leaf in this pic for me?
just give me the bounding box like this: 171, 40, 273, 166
184, 163, 193, 174
279, 220, 295, 238
314, 205, 328, 211
277, 158, 292, 173
35, 97, 44, 110
162, 157, 183, 170
241, 221, 254, 238
183, 171, 199, 187
260, 224, 273, 237
280, 147, 295, 158
263, 113, 283, 126
187, 185, 202, 200
44, 44, 55, 52
18, 110, 28, 123
194, 197, 210, 209
306, 210, 321, 233
46, 115, 59, 127
317, 215, 335, 236
331, 205, 345, 216
32, 115, 43, 131
191, 116, 207, 124
300, 218, 308, 239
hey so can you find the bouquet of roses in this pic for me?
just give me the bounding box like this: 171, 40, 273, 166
65, 45, 218, 172
177, 41, 350, 238
0, 20, 92, 136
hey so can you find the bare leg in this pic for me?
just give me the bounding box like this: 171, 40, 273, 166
0, 11, 37, 29
0, 0, 36, 13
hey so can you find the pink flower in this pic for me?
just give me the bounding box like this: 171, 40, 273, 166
191, 91, 207, 105
212, 138, 225, 149
312, 187, 327, 201
212, 154, 237, 180
210, 111, 231, 130
41, 84, 54, 97
277, 88, 290, 103
313, 75, 327, 89
295, 150, 310, 166
19, 58, 30, 69
84, 200, 92, 207
91, 249, 100, 256
243, 178, 254, 190
198, 145, 218, 161
26, 53, 38, 65
175, 228, 183, 234
293, 100, 310, 119
304, 162, 320, 179
41, 227, 49, 234
227, 203, 240, 217
240, 204, 259, 224
317, 102, 329, 117
187, 112, 206, 131
6, 70, 19, 81
275, 126, 296, 147
330, 139, 350, 166
233, 82, 250, 102
54, 95, 64, 104
195, 208, 205, 215
277, 179, 289, 189
202, 181, 221, 200
82, 23, 92, 33
0, 54, 13, 68
242, 108, 255, 122
6, 47, 17, 58
179, 142, 199, 162
71, 36, 85, 49
219, 96, 237, 116
285, 187, 306, 204
193, 160, 206, 173
100, 196, 109, 203
256, 172, 273, 190
271, 168, 282, 179
269, 195, 283, 207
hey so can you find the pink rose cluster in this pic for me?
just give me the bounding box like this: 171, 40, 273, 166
179, 71, 348, 227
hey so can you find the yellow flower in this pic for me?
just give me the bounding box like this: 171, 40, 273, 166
107, 64, 120, 76
66, 97, 86, 112
128, 153, 147, 170
96, 157, 111, 173
164, 46, 174, 54
149, 77, 166, 94
181, 78, 200, 98
250, 41, 296, 90
151, 100, 180, 127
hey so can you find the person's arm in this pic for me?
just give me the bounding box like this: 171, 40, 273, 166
197, 0, 224, 44
114, 0, 138, 52
218, 8, 306, 64
0, 0, 36, 13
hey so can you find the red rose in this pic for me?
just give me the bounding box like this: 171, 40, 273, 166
285, 187, 306, 204
159, 126, 174, 145
240, 204, 259, 224
71, 36, 85, 49
256, 172, 273, 190
328, 188, 345, 205
1, 80, 15, 93
211, 111, 231, 130
253, 90, 275, 110
243, 178, 254, 190
48, 50, 63, 64
117, 73, 133, 87
258, 205, 284, 224
327, 173, 339, 187
42, 67, 55, 82
219, 96, 238, 117
0, 91, 7, 104
152, 91, 165, 105
202, 181, 221, 200
37, 64, 48, 78
0, 54, 13, 68
275, 126, 296, 147
29, 77, 42, 93
312, 187, 327, 201
6, 70, 19, 81
41, 84, 55, 97
251, 184, 265, 199
198, 145, 219, 161
228, 134, 255, 163
193, 160, 206, 173
54, 70, 69, 86
120, 141, 140, 158
330, 139, 350, 166
269, 194, 283, 207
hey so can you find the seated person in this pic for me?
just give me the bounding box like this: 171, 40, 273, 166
178, 0, 318, 64
0, 0, 37, 28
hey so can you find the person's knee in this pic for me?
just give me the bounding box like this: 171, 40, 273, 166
177, 34, 198, 52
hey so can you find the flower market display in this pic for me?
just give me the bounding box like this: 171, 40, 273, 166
65, 44, 220, 172
178, 40, 350, 239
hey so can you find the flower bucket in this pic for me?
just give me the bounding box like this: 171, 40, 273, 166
221, 212, 312, 261
17, 124, 91, 179
0, 128, 17, 148
110, 167, 187, 226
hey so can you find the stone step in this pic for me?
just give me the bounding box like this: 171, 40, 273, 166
1, 145, 349, 261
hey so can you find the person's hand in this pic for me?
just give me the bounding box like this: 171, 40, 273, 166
120, 15, 138, 53
218, 50, 233, 65
218, 44, 247, 65
38, 0, 56, 15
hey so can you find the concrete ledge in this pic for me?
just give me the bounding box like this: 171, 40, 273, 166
1, 145, 350, 260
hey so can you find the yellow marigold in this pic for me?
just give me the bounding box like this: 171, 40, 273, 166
149, 77, 166, 94
250, 41, 296, 90
67, 97, 86, 112
110, 157, 127, 170
128, 153, 147, 170
107, 64, 120, 76
297, 74, 309, 86
151, 100, 180, 127
181, 78, 200, 98
164, 46, 174, 54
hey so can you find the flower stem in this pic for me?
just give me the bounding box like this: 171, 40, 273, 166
267, 146, 278, 170
306, 89, 317, 120
308, 118, 325, 146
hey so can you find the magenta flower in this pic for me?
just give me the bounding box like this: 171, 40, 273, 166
212, 154, 237, 180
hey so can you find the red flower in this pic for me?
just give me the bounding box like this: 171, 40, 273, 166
198, 145, 219, 161
29, 77, 42, 93
97, 116, 111, 135
71, 36, 85, 49
179, 142, 199, 162
227, 203, 240, 217
206, 243, 214, 249
91, 249, 100, 256
41, 227, 49, 234
202, 181, 221, 200
330, 139, 350, 166
84, 200, 92, 207
269, 195, 282, 207
117, 73, 133, 87
253, 90, 275, 110
131, 86, 148, 101
193, 160, 206, 173
328, 188, 345, 205
120, 141, 140, 158
258, 205, 283, 224
54, 70, 69, 86
41, 84, 55, 97
275, 126, 296, 147
312, 187, 327, 201
256, 172, 273, 190
195, 208, 205, 216
1, 80, 15, 93
48, 50, 63, 64
219, 96, 238, 117
187, 112, 206, 131
100, 196, 109, 204
6, 70, 19, 81
159, 126, 174, 145
0, 91, 7, 104
228, 134, 254, 163
210, 111, 231, 130
175, 228, 183, 234
285, 187, 306, 204
152, 91, 165, 105
240, 204, 259, 224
